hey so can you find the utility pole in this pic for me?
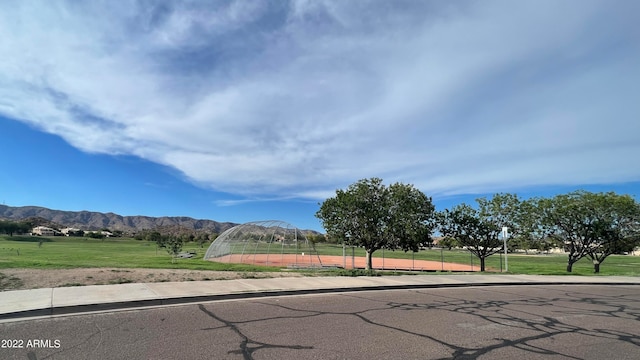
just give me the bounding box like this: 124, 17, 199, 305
502, 227, 509, 272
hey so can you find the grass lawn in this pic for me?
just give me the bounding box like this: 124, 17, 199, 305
1, 235, 638, 276
0, 235, 278, 272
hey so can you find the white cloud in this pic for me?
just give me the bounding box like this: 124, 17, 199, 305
1, 0, 639, 200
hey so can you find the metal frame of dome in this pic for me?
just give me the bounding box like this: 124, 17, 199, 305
203, 220, 323, 268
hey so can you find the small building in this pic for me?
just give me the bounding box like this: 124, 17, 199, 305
84, 230, 113, 238
61, 228, 83, 236
32, 226, 55, 236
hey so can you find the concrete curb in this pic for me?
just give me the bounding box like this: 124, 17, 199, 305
2, 280, 638, 320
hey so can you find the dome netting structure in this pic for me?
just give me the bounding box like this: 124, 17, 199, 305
204, 220, 323, 268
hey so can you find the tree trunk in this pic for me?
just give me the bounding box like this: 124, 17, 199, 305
365, 249, 373, 270
594, 262, 600, 273
480, 257, 485, 272
566, 263, 573, 272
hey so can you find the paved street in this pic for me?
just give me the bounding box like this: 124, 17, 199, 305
2, 284, 639, 359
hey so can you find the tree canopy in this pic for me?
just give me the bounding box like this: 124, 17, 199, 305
316, 183, 640, 273
315, 178, 435, 270
438, 203, 503, 272
438, 193, 522, 272
537, 191, 640, 272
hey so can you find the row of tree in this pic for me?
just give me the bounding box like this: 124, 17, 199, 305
0, 220, 32, 236
140, 231, 216, 248
316, 178, 640, 272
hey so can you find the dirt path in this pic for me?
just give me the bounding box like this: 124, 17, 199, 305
214, 254, 475, 271
0, 256, 476, 291
0, 268, 306, 291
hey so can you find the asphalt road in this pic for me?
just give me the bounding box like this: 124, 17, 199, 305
1, 285, 639, 359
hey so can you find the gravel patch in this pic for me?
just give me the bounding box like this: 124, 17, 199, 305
0, 268, 306, 290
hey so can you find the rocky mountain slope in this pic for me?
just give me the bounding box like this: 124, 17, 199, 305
0, 205, 238, 234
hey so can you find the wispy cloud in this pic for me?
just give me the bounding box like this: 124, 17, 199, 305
1, 0, 638, 200
214, 195, 317, 207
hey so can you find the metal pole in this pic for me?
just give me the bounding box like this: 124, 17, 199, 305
352, 246, 355, 269
412, 251, 415, 271
470, 252, 473, 271
502, 227, 509, 272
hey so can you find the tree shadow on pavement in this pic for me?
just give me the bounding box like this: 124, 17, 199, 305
198, 285, 640, 359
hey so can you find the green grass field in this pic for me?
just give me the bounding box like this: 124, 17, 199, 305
0, 236, 276, 272
1, 235, 638, 276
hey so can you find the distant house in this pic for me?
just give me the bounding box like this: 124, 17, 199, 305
61, 228, 83, 236
85, 230, 113, 238
32, 226, 55, 236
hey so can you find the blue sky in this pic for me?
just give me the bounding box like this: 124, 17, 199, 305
1, 1, 639, 232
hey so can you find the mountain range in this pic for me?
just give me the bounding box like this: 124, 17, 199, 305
0, 205, 239, 234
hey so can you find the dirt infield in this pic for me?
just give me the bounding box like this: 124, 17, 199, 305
212, 254, 476, 271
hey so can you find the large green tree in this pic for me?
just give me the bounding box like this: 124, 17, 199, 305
583, 192, 640, 272
538, 191, 640, 273
316, 178, 435, 270
514, 198, 550, 252
438, 193, 523, 271
438, 203, 503, 272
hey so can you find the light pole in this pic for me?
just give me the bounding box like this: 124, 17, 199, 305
502, 227, 509, 272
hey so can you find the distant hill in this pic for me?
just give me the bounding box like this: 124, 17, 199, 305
0, 205, 238, 234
